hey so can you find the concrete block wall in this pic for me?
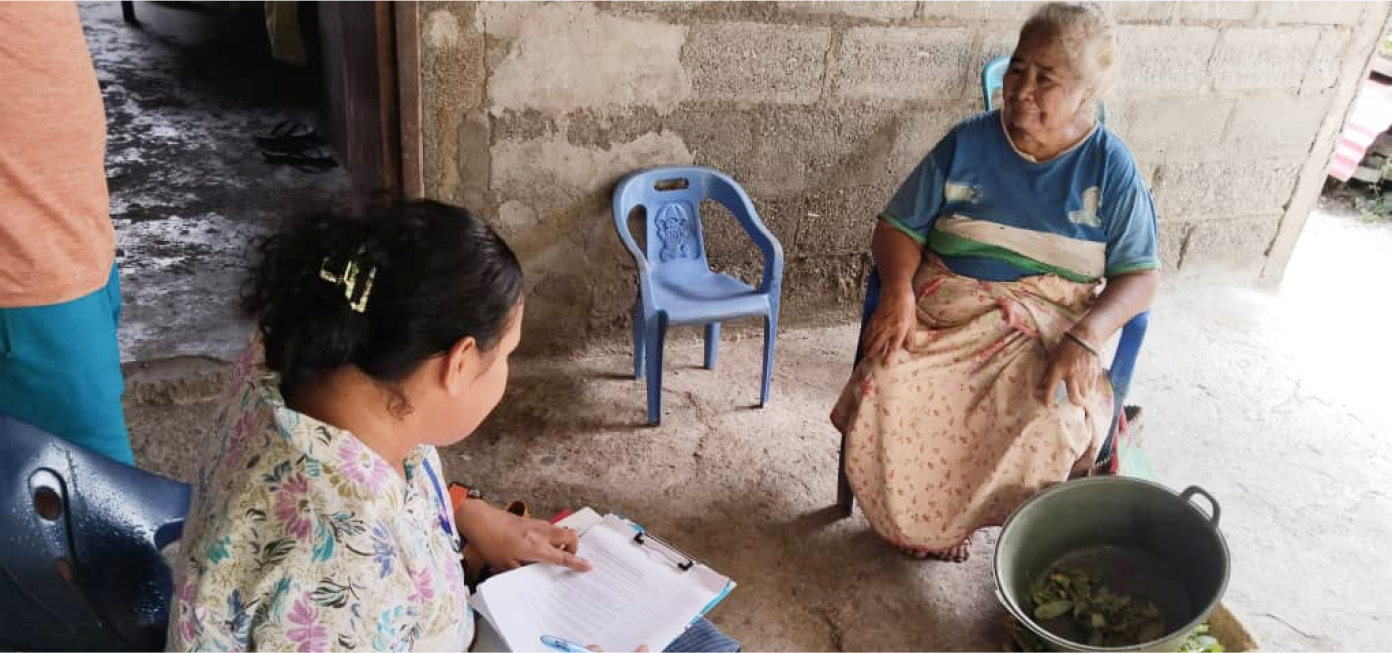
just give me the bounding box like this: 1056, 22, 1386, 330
416, 1, 1390, 356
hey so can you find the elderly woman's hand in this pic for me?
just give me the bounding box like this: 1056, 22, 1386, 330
1041, 332, 1104, 407
455, 500, 592, 573
862, 284, 918, 364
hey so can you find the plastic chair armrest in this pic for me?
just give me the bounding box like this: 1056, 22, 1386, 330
612, 195, 660, 316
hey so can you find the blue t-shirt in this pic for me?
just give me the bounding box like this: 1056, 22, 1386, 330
881, 111, 1159, 282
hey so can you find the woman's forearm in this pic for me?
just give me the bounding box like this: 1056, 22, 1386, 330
872, 221, 924, 295
1072, 270, 1159, 345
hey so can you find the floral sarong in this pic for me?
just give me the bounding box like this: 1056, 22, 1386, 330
831, 257, 1112, 550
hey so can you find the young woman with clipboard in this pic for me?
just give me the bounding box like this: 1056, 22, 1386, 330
165, 201, 737, 652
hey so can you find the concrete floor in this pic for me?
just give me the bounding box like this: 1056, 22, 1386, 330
127, 207, 1392, 651
82, 1, 347, 361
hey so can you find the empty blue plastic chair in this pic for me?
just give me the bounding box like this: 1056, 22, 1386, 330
835, 56, 1147, 515
613, 166, 784, 426
0, 414, 190, 651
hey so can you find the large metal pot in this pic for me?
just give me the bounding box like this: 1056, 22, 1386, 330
993, 477, 1230, 652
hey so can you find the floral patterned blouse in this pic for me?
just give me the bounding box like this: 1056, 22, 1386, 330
167, 345, 472, 651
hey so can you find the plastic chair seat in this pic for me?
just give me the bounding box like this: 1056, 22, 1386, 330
652, 271, 771, 324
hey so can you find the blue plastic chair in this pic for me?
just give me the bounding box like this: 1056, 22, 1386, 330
835, 56, 1148, 515
982, 55, 1011, 110
0, 414, 190, 651
613, 166, 784, 426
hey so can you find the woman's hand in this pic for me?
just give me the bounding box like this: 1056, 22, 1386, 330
455, 500, 592, 572
1041, 334, 1103, 407
862, 284, 917, 364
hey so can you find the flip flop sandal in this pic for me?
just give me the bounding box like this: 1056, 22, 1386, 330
254, 120, 325, 151
261, 146, 338, 173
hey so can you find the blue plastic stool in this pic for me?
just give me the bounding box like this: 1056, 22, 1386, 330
0, 414, 189, 651
613, 166, 784, 426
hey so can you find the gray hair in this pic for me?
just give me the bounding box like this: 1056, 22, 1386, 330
1020, 2, 1119, 98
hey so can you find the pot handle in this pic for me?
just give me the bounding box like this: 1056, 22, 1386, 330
1180, 486, 1221, 528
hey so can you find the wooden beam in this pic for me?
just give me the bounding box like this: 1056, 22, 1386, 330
395, 1, 424, 200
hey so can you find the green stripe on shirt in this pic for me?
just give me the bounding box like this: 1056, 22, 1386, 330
927, 230, 1099, 283
879, 213, 927, 245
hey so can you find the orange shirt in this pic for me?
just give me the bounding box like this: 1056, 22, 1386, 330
0, 2, 114, 307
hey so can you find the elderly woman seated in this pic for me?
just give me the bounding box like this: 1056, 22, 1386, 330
831, 1, 1159, 562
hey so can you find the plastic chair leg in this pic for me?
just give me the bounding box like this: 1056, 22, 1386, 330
704, 322, 720, 370
836, 434, 854, 517
645, 316, 667, 426
759, 313, 776, 407
633, 298, 645, 380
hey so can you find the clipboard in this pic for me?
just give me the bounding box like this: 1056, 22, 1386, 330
470, 508, 735, 653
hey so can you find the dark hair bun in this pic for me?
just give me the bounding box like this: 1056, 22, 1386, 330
243, 200, 523, 399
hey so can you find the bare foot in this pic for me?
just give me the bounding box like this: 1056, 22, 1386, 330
898, 534, 972, 562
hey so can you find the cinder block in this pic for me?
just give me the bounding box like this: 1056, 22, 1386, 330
919, 1, 1036, 22
832, 27, 974, 101
1179, 215, 1281, 278
1224, 96, 1332, 157
1301, 27, 1354, 96
482, 2, 691, 114
664, 105, 758, 182
976, 30, 1020, 101
782, 253, 871, 321
887, 103, 973, 181
739, 106, 899, 196
490, 131, 695, 214
1262, 1, 1367, 25
1110, 1, 1176, 23
756, 186, 889, 256
1156, 220, 1191, 271
777, 1, 916, 21
929, 0, 1169, 22
1117, 26, 1219, 96
1109, 98, 1234, 160
612, 0, 712, 11
1154, 161, 1302, 218
1171, 1, 1259, 22
684, 22, 832, 104
1210, 26, 1323, 93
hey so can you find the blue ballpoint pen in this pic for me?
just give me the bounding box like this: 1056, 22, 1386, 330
540, 634, 592, 653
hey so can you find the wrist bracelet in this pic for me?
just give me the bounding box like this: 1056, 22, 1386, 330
1064, 330, 1101, 358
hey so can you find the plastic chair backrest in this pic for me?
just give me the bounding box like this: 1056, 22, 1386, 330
982, 55, 1011, 111
0, 414, 190, 651
981, 54, 1107, 123
617, 169, 714, 276
613, 166, 781, 291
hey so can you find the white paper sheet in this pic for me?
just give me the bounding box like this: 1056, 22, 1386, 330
470, 515, 732, 652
